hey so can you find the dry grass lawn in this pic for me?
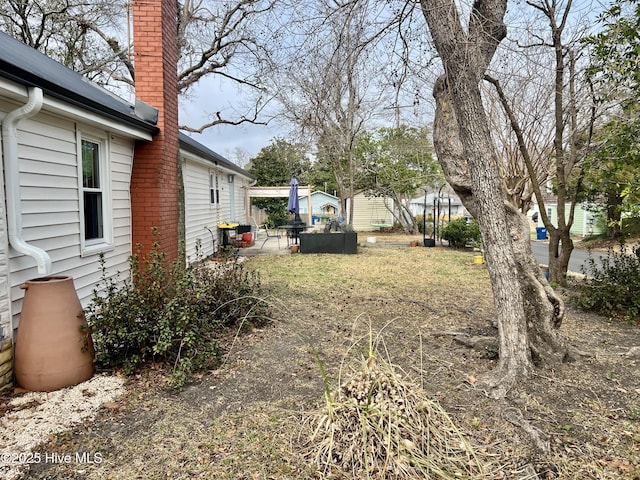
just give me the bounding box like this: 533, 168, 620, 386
7, 240, 640, 479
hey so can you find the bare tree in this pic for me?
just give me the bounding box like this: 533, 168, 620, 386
484, 0, 597, 285
273, 0, 392, 223
176, 0, 279, 130
0, 0, 280, 128
0, 0, 133, 88
482, 39, 557, 215
420, 0, 571, 398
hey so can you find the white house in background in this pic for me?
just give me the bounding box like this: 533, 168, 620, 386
409, 192, 468, 219
180, 133, 255, 262
0, 29, 254, 345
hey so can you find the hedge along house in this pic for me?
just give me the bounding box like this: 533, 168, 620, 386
0, 0, 254, 388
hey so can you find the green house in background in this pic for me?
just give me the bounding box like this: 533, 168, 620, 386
530, 202, 606, 237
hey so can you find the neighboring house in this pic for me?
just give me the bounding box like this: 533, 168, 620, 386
409, 192, 468, 218
529, 202, 605, 237
298, 191, 340, 221
346, 192, 395, 232
0, 1, 253, 356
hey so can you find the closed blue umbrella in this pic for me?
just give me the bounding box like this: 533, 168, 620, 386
287, 177, 299, 215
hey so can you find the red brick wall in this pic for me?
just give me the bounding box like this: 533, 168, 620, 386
131, 0, 180, 263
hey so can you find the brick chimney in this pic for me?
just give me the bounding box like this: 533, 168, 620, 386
130, 0, 183, 263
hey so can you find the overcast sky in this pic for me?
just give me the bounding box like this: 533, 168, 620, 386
179, 75, 280, 166
176, 0, 606, 168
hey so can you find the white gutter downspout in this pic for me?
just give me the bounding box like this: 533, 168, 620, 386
2, 87, 52, 275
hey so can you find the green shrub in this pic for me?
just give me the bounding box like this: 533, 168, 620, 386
266, 211, 288, 229
415, 214, 434, 237
85, 241, 269, 387
441, 218, 481, 249
577, 244, 640, 322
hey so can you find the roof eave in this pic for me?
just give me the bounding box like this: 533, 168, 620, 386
0, 62, 158, 136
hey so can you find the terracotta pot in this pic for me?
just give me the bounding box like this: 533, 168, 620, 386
14, 276, 94, 391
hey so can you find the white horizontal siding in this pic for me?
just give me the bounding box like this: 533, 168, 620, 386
21, 199, 79, 214
21, 186, 78, 201
183, 159, 217, 262
6, 109, 135, 333
218, 184, 231, 225
351, 194, 392, 232
234, 180, 249, 223
182, 159, 254, 263
109, 136, 133, 262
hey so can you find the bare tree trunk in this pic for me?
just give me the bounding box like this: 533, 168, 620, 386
504, 203, 567, 365
388, 193, 417, 233
606, 189, 623, 239
547, 228, 574, 285
422, 0, 569, 397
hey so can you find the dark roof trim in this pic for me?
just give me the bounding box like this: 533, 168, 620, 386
179, 132, 255, 179
0, 32, 251, 178
0, 31, 158, 135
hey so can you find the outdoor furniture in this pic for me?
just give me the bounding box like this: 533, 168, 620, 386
218, 222, 239, 247
299, 232, 358, 254
260, 226, 282, 249
279, 223, 313, 246
279, 213, 313, 246
249, 216, 265, 240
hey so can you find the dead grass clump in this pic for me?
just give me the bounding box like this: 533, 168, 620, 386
307, 346, 493, 479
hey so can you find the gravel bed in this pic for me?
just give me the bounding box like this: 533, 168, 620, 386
0, 374, 125, 480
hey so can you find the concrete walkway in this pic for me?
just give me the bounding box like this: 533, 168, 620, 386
236, 232, 293, 256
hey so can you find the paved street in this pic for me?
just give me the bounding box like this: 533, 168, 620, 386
530, 240, 606, 274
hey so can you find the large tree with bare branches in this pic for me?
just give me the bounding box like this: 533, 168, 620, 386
273, 0, 392, 223
479, 0, 598, 286
420, 0, 572, 397
0, 0, 279, 129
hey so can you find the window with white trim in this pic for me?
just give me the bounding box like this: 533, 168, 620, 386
79, 134, 111, 252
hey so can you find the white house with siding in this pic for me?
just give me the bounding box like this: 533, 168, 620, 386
180, 133, 255, 262
0, 31, 254, 348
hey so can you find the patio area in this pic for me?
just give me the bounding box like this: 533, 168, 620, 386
237, 230, 294, 256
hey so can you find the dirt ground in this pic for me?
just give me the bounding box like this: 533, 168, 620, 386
4, 240, 640, 479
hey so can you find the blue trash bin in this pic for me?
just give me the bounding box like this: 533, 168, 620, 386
536, 227, 547, 240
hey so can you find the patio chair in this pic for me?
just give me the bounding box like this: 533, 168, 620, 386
249, 216, 265, 240
260, 225, 281, 249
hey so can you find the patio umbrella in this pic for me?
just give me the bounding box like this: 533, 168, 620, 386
287, 177, 299, 216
